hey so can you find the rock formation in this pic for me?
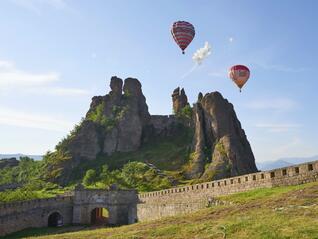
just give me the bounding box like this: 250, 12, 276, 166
185, 92, 257, 180
172, 87, 189, 113
48, 76, 257, 184
67, 76, 151, 160
0, 158, 19, 170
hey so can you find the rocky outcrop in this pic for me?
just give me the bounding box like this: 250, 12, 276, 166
172, 87, 189, 113
50, 76, 257, 185
116, 78, 150, 152
149, 115, 182, 138
67, 121, 101, 161
67, 76, 151, 161
185, 103, 206, 178
0, 183, 22, 191
0, 158, 19, 169
185, 92, 257, 180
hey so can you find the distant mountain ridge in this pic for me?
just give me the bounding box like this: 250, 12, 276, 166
257, 155, 318, 171
0, 154, 43, 161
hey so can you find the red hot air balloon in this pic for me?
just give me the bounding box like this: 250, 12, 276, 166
171, 21, 195, 54
228, 65, 250, 92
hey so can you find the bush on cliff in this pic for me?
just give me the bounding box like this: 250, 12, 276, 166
83, 169, 98, 186
0, 180, 66, 203
81, 162, 172, 192
86, 102, 127, 132
121, 162, 172, 191
0, 156, 42, 185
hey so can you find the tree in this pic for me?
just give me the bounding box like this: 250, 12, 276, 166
100, 165, 113, 186
121, 162, 148, 187
83, 169, 98, 186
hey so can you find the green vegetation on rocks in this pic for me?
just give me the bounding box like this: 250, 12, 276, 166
81, 161, 172, 192
86, 102, 128, 132
0, 157, 42, 186
176, 104, 192, 119
214, 141, 227, 157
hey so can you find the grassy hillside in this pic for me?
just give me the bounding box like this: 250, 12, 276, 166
7, 181, 318, 239
0, 128, 193, 203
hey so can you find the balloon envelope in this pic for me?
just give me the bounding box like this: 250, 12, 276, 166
171, 21, 195, 54
228, 65, 250, 91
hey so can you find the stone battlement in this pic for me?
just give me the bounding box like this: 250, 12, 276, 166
138, 160, 318, 201
136, 160, 318, 221
0, 196, 73, 217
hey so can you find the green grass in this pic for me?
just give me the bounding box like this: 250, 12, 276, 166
0, 186, 69, 203
100, 137, 189, 171
7, 181, 318, 239
219, 182, 313, 203
3, 226, 89, 239
68, 129, 193, 183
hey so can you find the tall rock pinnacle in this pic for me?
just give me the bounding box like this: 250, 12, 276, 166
185, 91, 258, 180
172, 87, 189, 113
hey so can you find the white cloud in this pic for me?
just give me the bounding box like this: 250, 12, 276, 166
0, 60, 14, 69
27, 87, 91, 96
246, 98, 297, 111
0, 60, 59, 88
192, 42, 212, 65
11, 0, 67, 13
0, 59, 90, 97
255, 123, 302, 132
0, 106, 73, 132
270, 137, 317, 159
272, 137, 302, 155
253, 134, 318, 163
229, 37, 234, 43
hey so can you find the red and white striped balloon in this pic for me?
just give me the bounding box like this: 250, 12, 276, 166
228, 65, 250, 92
171, 21, 195, 54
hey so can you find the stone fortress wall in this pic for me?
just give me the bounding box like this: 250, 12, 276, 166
0, 196, 73, 236
1, 160, 318, 237
137, 160, 318, 221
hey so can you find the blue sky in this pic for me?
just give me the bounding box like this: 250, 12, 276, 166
0, 0, 317, 163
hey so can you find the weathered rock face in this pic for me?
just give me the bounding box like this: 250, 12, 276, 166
67, 76, 151, 160
116, 78, 150, 152
0, 158, 19, 170
172, 87, 189, 113
185, 91, 257, 180
67, 121, 101, 161
51, 76, 257, 185
149, 115, 179, 137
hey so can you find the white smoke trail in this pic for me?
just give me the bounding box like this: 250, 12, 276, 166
192, 42, 212, 65
180, 64, 198, 79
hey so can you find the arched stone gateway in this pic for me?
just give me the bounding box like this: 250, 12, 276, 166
48, 212, 63, 227
90, 208, 109, 225
72, 186, 138, 226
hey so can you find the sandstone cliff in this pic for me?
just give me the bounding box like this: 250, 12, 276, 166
46, 76, 257, 185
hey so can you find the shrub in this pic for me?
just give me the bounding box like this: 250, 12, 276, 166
176, 105, 192, 119
83, 169, 98, 186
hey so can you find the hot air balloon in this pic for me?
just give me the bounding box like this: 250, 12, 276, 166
228, 65, 250, 92
171, 21, 195, 54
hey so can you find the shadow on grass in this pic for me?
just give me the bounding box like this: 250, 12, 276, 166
2, 225, 89, 239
